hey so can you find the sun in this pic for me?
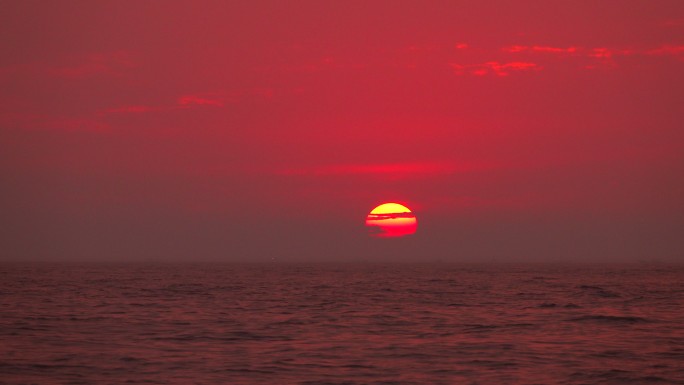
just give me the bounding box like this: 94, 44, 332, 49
365, 202, 417, 238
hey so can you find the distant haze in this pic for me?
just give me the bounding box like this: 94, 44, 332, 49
1, 1, 683, 262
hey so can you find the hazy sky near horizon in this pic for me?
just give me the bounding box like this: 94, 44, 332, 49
1, 1, 683, 262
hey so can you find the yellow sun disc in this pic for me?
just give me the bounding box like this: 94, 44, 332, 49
365, 202, 417, 238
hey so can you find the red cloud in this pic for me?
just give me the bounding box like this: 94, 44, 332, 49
532, 46, 577, 53
504, 45, 578, 54
100, 89, 262, 116
647, 45, 684, 56
451, 61, 540, 76
485, 61, 540, 75
590, 48, 613, 59
505, 45, 528, 53
588, 48, 631, 59
177, 95, 224, 107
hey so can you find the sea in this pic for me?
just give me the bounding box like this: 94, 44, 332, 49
1, 263, 683, 384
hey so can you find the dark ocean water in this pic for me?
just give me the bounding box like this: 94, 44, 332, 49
1, 263, 683, 384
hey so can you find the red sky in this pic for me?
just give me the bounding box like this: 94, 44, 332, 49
1, 1, 683, 262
